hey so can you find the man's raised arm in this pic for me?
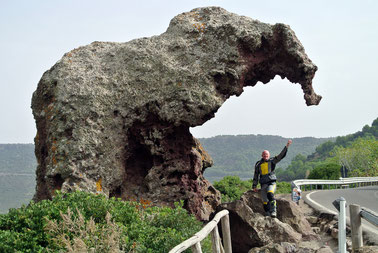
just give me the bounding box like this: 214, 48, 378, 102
273, 139, 292, 164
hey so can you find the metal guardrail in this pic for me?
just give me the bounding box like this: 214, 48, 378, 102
292, 177, 378, 188
291, 177, 378, 201
349, 204, 378, 251
360, 207, 378, 227
293, 177, 378, 252
169, 209, 232, 253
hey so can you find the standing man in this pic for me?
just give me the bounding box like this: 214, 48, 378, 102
252, 140, 292, 217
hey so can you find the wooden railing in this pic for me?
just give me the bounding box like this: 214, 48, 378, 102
169, 209, 232, 253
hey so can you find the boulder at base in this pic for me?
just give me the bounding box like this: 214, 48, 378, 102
217, 190, 320, 252
32, 7, 320, 220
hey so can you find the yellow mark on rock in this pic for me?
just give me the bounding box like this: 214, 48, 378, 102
96, 178, 102, 192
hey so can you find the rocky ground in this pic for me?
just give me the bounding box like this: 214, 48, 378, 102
220, 190, 378, 252
277, 193, 339, 251
277, 193, 378, 253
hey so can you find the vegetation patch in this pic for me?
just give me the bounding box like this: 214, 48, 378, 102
213, 175, 291, 203
0, 191, 211, 253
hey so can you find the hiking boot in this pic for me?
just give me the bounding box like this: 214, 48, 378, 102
269, 200, 277, 218
265, 211, 271, 217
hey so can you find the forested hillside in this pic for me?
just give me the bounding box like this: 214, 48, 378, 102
276, 117, 378, 182
308, 118, 377, 162
199, 135, 333, 182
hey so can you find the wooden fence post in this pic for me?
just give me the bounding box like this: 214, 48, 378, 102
350, 204, 363, 251
191, 242, 202, 253
211, 226, 221, 253
221, 214, 232, 253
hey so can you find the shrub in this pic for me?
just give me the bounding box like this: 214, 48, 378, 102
308, 162, 340, 180
275, 181, 292, 194
213, 175, 251, 202
214, 176, 292, 203
0, 191, 211, 252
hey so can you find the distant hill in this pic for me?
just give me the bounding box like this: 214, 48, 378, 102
199, 135, 333, 182
0, 144, 36, 213
0, 144, 36, 173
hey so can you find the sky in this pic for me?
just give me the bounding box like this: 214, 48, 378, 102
1, 0, 377, 143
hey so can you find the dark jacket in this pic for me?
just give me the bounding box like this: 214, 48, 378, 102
252, 146, 288, 188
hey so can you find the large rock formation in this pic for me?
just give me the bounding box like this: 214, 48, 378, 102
31, 6, 321, 220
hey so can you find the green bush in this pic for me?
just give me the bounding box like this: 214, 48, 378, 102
0, 191, 211, 252
213, 175, 251, 202
275, 181, 292, 194
214, 176, 292, 203
308, 162, 340, 180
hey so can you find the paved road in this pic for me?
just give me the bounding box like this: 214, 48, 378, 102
305, 185, 378, 237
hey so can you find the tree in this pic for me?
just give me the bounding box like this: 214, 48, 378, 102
308, 162, 340, 180
277, 154, 311, 181
315, 141, 335, 155
333, 137, 378, 177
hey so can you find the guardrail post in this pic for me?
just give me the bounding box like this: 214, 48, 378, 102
338, 198, 347, 253
221, 214, 232, 253
291, 184, 295, 201
349, 204, 363, 251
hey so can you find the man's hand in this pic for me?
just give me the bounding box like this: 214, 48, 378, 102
253, 188, 258, 192
286, 139, 292, 148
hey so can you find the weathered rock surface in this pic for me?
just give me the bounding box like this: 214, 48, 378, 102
217, 191, 320, 252
242, 191, 320, 240
31, 6, 320, 220
248, 243, 333, 253
217, 200, 302, 252
355, 246, 378, 253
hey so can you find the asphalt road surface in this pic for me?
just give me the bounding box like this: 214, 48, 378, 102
305, 185, 378, 237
